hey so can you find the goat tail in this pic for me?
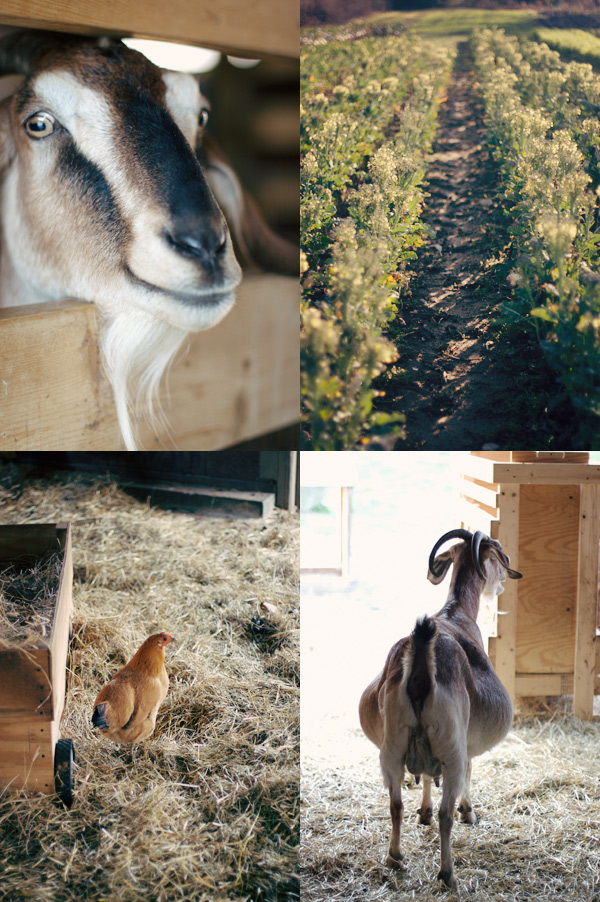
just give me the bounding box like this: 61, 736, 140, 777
406, 616, 437, 714
405, 616, 442, 779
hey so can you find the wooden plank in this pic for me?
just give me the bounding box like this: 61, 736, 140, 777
515, 672, 574, 696
49, 524, 72, 727
460, 454, 497, 486
340, 487, 352, 578
459, 497, 496, 536
259, 451, 297, 510
494, 485, 520, 703
123, 483, 275, 518
0, 0, 299, 59
573, 485, 600, 719
0, 300, 121, 450
516, 484, 579, 674
0, 648, 53, 717
511, 451, 589, 463
460, 478, 499, 514
470, 451, 512, 462
0, 716, 57, 790
0, 273, 299, 450
492, 463, 600, 485
0, 524, 61, 561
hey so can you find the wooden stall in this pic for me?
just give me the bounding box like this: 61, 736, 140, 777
0, 523, 74, 804
0, 1, 299, 450
460, 451, 600, 720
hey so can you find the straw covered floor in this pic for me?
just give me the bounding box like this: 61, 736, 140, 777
0, 461, 299, 902
302, 697, 600, 901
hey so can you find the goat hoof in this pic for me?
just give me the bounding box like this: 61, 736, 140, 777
434, 778, 440, 788
386, 852, 405, 870
417, 806, 433, 825
458, 804, 476, 824
437, 869, 457, 890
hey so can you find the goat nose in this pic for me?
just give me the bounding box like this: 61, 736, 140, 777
165, 218, 227, 272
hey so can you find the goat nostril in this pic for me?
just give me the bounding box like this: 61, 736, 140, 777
165, 222, 227, 269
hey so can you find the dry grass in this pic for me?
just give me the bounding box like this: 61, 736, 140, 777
0, 462, 299, 902
0, 549, 63, 646
302, 697, 600, 901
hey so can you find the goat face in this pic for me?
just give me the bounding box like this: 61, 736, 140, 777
0, 38, 241, 332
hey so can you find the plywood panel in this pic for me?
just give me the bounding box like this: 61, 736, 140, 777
0, 0, 299, 59
516, 484, 579, 674
0, 273, 299, 450
0, 717, 57, 789
515, 672, 574, 696
0, 300, 121, 450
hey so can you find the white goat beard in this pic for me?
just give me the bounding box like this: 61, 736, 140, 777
100, 310, 188, 451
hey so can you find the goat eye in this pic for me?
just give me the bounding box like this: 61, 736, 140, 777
199, 108, 209, 128
24, 112, 56, 139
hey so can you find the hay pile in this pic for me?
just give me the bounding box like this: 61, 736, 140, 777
0, 462, 299, 902
0, 550, 63, 645
301, 697, 600, 901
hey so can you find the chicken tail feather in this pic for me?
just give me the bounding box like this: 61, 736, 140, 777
92, 703, 109, 730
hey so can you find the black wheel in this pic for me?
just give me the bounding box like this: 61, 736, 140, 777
54, 738, 75, 808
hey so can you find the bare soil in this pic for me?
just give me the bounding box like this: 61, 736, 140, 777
375, 43, 575, 450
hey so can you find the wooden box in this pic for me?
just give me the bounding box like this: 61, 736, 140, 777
460, 451, 600, 719
0, 524, 74, 796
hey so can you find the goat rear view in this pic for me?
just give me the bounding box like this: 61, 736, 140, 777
0, 30, 297, 449
359, 528, 522, 890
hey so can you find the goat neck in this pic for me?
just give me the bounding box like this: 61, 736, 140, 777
441, 544, 483, 626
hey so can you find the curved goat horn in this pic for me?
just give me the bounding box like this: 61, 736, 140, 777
428, 528, 473, 576
471, 530, 488, 581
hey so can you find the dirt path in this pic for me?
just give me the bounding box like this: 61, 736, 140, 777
376, 42, 565, 450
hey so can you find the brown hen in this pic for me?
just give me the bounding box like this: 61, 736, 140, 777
91, 631, 174, 743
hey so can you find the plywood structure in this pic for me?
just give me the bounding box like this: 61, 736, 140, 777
460, 451, 600, 720
0, 274, 299, 450
0, 523, 73, 792
0, 0, 299, 58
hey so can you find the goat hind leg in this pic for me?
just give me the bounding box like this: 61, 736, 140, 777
458, 759, 476, 824
386, 784, 406, 869
437, 762, 466, 890
417, 775, 434, 825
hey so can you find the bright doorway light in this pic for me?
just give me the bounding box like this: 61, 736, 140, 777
123, 38, 221, 73
227, 56, 261, 69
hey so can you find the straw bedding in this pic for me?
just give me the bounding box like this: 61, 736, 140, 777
302, 698, 600, 901
0, 461, 299, 902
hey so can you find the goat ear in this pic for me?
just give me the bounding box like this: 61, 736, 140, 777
427, 551, 453, 585
0, 95, 15, 173
485, 545, 523, 580
197, 133, 298, 277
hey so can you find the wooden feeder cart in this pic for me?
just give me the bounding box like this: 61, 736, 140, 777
460, 451, 600, 720
0, 523, 75, 805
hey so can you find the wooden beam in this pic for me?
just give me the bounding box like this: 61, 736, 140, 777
461, 475, 498, 517
259, 451, 297, 510
0, 273, 299, 450
515, 672, 574, 696
0, 0, 299, 59
573, 485, 600, 719
459, 497, 496, 539
491, 463, 600, 485
494, 485, 520, 704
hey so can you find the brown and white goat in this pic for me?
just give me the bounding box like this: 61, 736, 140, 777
0, 30, 297, 449
359, 529, 521, 890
